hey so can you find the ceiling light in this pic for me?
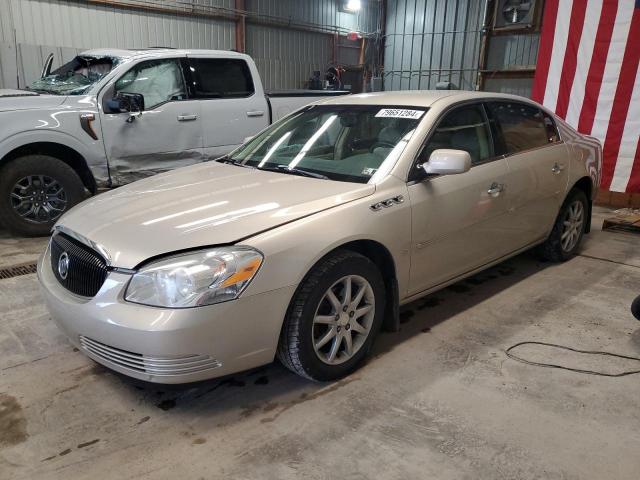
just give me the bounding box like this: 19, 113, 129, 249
344, 0, 361, 12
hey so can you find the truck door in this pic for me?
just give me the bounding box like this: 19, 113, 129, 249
186, 56, 270, 158
99, 57, 204, 185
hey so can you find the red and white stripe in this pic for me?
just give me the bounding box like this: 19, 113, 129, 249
532, 0, 640, 193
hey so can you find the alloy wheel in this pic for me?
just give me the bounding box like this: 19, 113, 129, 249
312, 275, 375, 365
10, 175, 67, 224
560, 200, 584, 252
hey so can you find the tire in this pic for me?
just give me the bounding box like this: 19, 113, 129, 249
631, 295, 640, 321
0, 155, 86, 237
538, 188, 589, 262
277, 250, 386, 381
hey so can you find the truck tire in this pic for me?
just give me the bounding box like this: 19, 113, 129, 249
277, 250, 385, 381
0, 155, 86, 237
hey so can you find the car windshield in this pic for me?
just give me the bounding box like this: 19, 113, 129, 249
227, 105, 426, 183
28, 55, 119, 95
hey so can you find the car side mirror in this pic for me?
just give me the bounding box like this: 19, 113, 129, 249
105, 92, 145, 114
421, 149, 471, 176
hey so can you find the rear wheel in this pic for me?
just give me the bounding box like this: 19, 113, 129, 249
277, 250, 385, 381
0, 155, 86, 236
538, 188, 589, 262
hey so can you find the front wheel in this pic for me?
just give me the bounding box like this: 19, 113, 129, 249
538, 188, 589, 262
277, 250, 386, 381
0, 155, 86, 236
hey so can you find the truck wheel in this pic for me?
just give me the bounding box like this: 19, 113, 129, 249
277, 250, 385, 381
537, 188, 589, 262
0, 155, 86, 237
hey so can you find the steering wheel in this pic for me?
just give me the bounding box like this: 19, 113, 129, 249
369, 141, 396, 153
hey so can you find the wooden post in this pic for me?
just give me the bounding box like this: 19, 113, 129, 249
235, 0, 246, 53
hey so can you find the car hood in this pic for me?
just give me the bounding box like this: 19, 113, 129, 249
57, 162, 375, 269
0, 89, 67, 112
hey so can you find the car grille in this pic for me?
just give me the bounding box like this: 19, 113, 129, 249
79, 336, 222, 377
50, 232, 108, 297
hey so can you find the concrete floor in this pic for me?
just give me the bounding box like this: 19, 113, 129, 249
1, 206, 640, 479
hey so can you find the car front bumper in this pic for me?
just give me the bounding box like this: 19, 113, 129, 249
37, 246, 295, 384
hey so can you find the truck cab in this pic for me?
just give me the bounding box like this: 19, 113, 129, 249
0, 48, 346, 236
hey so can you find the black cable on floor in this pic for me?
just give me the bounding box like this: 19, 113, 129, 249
505, 341, 640, 377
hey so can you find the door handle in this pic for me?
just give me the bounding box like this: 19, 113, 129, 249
487, 182, 505, 197
246, 110, 265, 117
551, 162, 565, 174
177, 114, 198, 122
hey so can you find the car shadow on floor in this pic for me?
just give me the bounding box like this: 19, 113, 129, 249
91, 250, 556, 420
372, 252, 553, 358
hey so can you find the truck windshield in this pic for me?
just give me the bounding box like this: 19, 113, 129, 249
227, 105, 426, 183
28, 55, 119, 95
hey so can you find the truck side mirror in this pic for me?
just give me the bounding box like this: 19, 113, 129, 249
105, 92, 145, 114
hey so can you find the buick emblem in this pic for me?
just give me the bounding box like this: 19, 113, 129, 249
58, 252, 70, 280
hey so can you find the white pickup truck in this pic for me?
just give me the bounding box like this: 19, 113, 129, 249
0, 48, 347, 235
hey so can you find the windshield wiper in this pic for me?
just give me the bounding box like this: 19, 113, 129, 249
215, 156, 253, 168
259, 165, 329, 180
26, 88, 54, 95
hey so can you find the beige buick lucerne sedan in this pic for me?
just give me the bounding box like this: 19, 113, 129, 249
38, 91, 602, 383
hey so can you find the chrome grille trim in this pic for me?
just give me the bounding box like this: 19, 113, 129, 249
79, 336, 222, 376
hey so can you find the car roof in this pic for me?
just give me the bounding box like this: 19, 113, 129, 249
319, 90, 540, 108
79, 48, 248, 60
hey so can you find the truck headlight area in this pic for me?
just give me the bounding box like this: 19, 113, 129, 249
124, 247, 263, 308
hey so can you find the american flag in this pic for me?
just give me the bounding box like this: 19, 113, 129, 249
531, 0, 640, 193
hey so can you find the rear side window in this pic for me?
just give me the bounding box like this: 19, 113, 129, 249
543, 112, 561, 143
486, 102, 549, 154
421, 104, 493, 165
189, 58, 254, 98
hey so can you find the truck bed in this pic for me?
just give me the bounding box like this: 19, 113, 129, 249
266, 90, 350, 122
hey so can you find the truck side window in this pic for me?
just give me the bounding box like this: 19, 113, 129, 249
189, 58, 255, 99
115, 59, 187, 110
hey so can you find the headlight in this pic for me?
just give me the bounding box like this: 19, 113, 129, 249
124, 247, 263, 308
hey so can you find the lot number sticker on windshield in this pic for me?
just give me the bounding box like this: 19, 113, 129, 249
375, 108, 425, 119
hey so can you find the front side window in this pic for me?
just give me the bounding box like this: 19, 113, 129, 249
115, 59, 187, 110
487, 102, 549, 154
420, 104, 492, 165
228, 105, 424, 183
189, 58, 254, 98
29, 55, 119, 95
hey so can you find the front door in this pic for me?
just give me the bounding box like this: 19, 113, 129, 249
408, 103, 514, 296
99, 57, 204, 185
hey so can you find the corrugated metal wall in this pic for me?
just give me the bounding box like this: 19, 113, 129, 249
244, 0, 382, 89
0, 0, 383, 90
246, 0, 380, 34
482, 32, 539, 96
247, 26, 332, 90
383, 0, 488, 91
486, 33, 539, 70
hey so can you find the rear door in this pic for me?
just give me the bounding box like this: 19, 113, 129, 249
99, 56, 204, 185
486, 101, 569, 245
407, 102, 515, 295
186, 56, 270, 158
